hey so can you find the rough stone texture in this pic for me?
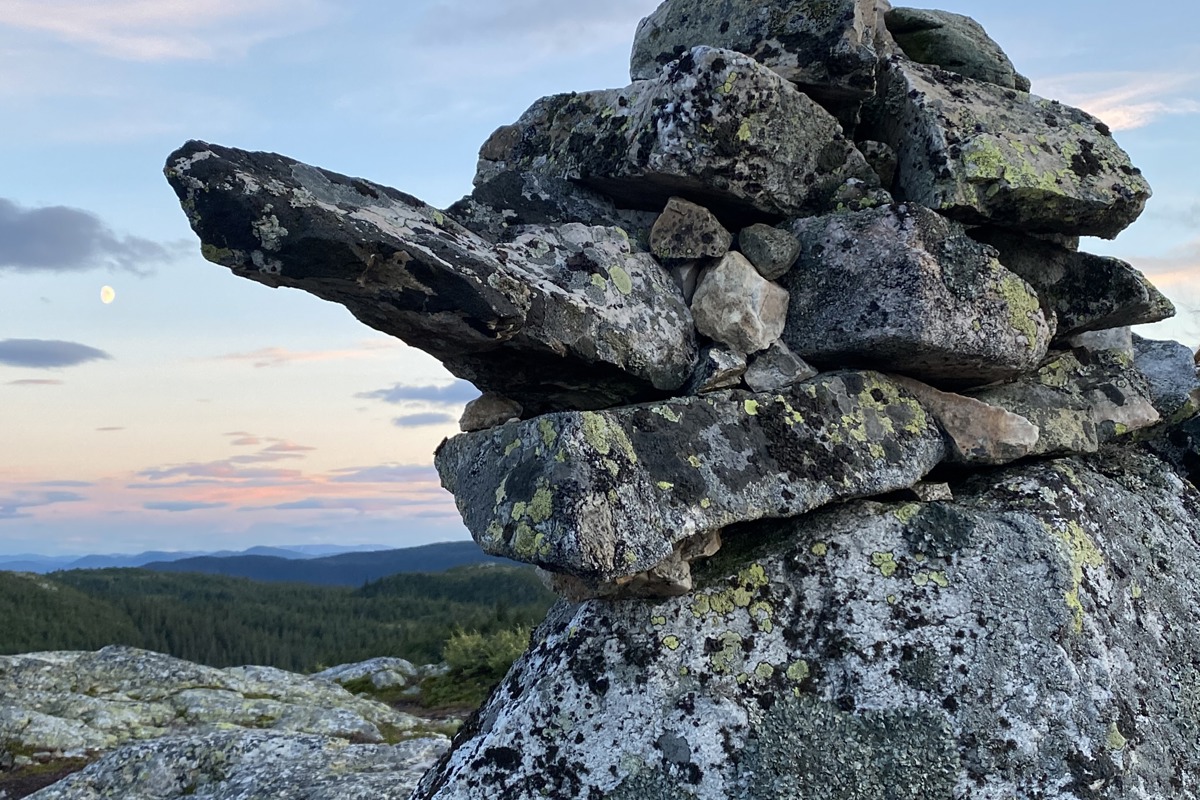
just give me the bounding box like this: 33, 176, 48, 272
779, 205, 1052, 386
473, 47, 878, 224
0, 647, 426, 762
312, 657, 419, 691
691, 252, 790, 354
685, 345, 746, 393
858, 139, 898, 189
459, 392, 522, 432
435, 371, 946, 582
164, 142, 697, 416
891, 374, 1040, 465
669, 262, 703, 304
546, 529, 724, 602
1133, 334, 1200, 420
650, 197, 732, 261
867, 58, 1151, 238
630, 0, 888, 123
972, 228, 1175, 339
27, 730, 447, 800
1068, 327, 1134, 359
970, 349, 1160, 457
743, 341, 818, 392
415, 440, 1200, 799
885, 7, 1030, 91
737, 223, 801, 280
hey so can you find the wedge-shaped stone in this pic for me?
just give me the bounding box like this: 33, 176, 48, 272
885, 8, 1030, 90
435, 371, 946, 583
969, 350, 1160, 456
164, 142, 697, 416
779, 205, 1052, 387
973, 228, 1175, 338
691, 252, 790, 354
470, 47, 877, 225
868, 58, 1151, 238
630, 0, 888, 123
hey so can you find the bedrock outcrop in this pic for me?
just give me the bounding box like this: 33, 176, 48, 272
415, 438, 1200, 799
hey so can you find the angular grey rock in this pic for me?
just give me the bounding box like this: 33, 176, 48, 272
1067, 326, 1134, 359
972, 228, 1175, 338
164, 142, 697, 415
474, 47, 878, 223
970, 349, 1160, 456
868, 58, 1151, 238
650, 197, 732, 261
630, 0, 888, 123
313, 657, 418, 690
1133, 334, 1200, 420
891, 374, 1040, 465
885, 7, 1030, 90
779, 205, 1052, 386
435, 371, 946, 582
737, 223, 801, 280
743, 341, 818, 392
459, 392, 522, 432
686, 345, 747, 393
28, 730, 447, 800
415, 443, 1200, 799
545, 529, 723, 601
669, 261, 703, 304
858, 139, 899, 188
692, 251, 790, 354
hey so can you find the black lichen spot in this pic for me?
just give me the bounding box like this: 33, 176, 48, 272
1070, 140, 1102, 179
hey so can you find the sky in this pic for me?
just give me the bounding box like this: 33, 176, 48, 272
1, 1, 1198, 557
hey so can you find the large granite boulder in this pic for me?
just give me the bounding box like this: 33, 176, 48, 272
972, 228, 1175, 339
885, 7, 1030, 90
164, 142, 697, 415
867, 58, 1151, 238
415, 440, 1200, 799
469, 47, 878, 225
779, 204, 1052, 387
630, 0, 889, 123
436, 371, 945, 584
1133, 334, 1200, 420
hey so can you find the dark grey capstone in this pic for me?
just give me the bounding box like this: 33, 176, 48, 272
886, 7, 1031, 90
1133, 334, 1200, 419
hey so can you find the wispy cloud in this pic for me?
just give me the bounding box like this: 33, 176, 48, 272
357, 380, 479, 405
96, 427, 124, 432
137, 462, 303, 483
393, 412, 459, 428
1129, 238, 1200, 289
7, 378, 64, 386
0, 339, 111, 369
0, 198, 184, 274
1035, 71, 1200, 131
330, 465, 441, 484
0, 490, 86, 520
144, 501, 230, 513
0, 0, 333, 61
214, 341, 403, 368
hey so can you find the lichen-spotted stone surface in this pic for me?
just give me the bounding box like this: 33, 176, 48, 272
415, 439, 1200, 799
868, 58, 1150, 238
435, 371, 945, 582
164, 142, 696, 416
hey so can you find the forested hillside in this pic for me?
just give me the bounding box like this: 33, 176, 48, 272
0, 565, 556, 672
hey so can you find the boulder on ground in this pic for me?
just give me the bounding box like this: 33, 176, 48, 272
691, 252, 790, 354
779, 204, 1052, 386
885, 7, 1030, 90
435, 371, 945, 583
867, 58, 1151, 238
165, 142, 697, 415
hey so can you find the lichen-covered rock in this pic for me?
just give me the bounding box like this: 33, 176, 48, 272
685, 345, 746, 393
691, 251, 789, 354
472, 47, 878, 223
868, 58, 1151, 238
779, 205, 1052, 386
743, 341, 818, 392
1067, 326, 1134, 359
416, 438, 1200, 799
164, 143, 696, 416
312, 657, 419, 690
630, 0, 888, 123
970, 349, 1160, 456
737, 223, 801, 281
1133, 334, 1200, 420
27, 730, 447, 800
650, 197, 732, 261
435, 371, 945, 582
885, 7, 1030, 90
972, 228, 1175, 338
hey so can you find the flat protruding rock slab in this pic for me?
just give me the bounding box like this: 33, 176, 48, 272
164, 142, 696, 415
869, 58, 1151, 238
630, 0, 886, 120
779, 205, 1052, 386
416, 446, 1200, 800
473, 47, 877, 224
435, 371, 946, 583
972, 228, 1175, 338
885, 7, 1030, 90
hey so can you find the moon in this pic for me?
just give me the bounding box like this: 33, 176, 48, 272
100, 286, 115, 304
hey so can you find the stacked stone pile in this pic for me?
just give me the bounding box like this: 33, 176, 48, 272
164, 1, 1200, 796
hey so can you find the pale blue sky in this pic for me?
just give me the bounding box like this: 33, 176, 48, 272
1, 1, 1197, 556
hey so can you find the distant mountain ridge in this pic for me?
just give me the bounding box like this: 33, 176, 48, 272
0, 543, 394, 574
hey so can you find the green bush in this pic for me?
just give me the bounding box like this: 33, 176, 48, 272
420, 626, 532, 709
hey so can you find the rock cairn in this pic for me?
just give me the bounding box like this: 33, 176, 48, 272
164, 1, 1200, 797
